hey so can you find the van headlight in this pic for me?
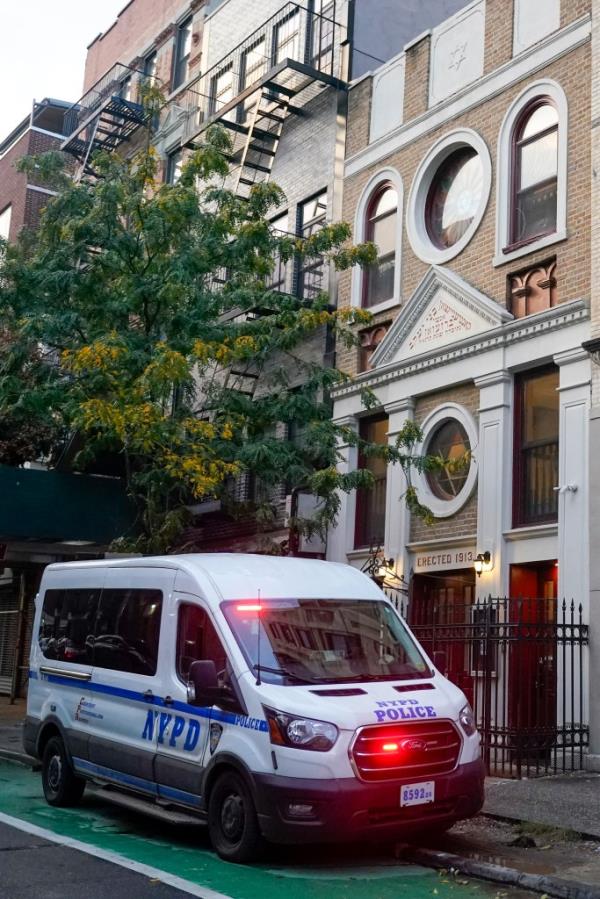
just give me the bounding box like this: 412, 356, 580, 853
459, 703, 477, 737
263, 706, 338, 751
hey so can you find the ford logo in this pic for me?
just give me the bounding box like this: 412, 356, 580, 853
400, 738, 427, 753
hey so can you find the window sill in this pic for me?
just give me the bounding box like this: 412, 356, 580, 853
493, 229, 567, 267
503, 522, 558, 541
361, 297, 400, 316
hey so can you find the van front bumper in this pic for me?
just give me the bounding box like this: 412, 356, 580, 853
253, 758, 485, 844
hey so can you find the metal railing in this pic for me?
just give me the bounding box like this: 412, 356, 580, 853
63, 62, 152, 143
398, 594, 589, 779
179, 1, 344, 143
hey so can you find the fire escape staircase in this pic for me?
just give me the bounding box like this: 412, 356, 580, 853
183, 2, 347, 198
61, 64, 152, 179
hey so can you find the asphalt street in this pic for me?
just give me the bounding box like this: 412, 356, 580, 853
0, 760, 540, 899
0, 820, 197, 899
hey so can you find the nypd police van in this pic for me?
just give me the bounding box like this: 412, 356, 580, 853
24, 554, 484, 862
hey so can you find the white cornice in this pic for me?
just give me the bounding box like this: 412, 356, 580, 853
345, 14, 590, 178
332, 299, 590, 399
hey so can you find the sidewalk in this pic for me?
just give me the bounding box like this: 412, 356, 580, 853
1, 697, 600, 897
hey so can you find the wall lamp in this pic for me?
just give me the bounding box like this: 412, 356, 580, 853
473, 551, 492, 578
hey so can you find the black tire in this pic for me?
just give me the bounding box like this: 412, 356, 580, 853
207, 770, 264, 863
41, 735, 85, 807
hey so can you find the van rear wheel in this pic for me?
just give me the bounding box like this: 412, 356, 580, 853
208, 771, 264, 863
42, 736, 85, 807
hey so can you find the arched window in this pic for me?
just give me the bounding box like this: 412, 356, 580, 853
363, 184, 398, 308
511, 101, 558, 246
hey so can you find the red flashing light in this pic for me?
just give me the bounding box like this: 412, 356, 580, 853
382, 742, 399, 752
236, 603, 263, 612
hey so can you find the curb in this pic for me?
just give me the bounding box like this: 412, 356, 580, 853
401, 846, 600, 899
482, 810, 600, 844
0, 748, 39, 770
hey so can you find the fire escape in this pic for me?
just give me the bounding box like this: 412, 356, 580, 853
61, 64, 153, 179
181, 1, 347, 198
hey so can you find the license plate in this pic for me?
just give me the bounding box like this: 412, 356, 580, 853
400, 781, 435, 807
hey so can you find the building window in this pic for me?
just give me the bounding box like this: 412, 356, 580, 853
354, 415, 388, 549
426, 420, 471, 500
0, 205, 12, 242
508, 258, 557, 318
495, 79, 567, 267
510, 101, 558, 247
119, 75, 133, 103
274, 8, 301, 64
407, 129, 491, 265
268, 212, 289, 291
297, 191, 327, 300
311, 1, 335, 73
144, 51, 158, 85
513, 367, 559, 527
240, 37, 267, 120
173, 16, 193, 89
211, 64, 234, 115
416, 403, 478, 519
425, 148, 483, 250
364, 184, 397, 308
166, 148, 183, 184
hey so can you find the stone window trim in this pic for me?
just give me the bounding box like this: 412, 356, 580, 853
494, 78, 568, 268
406, 128, 492, 265
416, 402, 478, 518
351, 167, 403, 315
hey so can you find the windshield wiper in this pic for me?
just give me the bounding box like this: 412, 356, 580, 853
253, 664, 317, 685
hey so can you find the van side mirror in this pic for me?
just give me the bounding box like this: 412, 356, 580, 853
188, 660, 220, 707
433, 650, 447, 673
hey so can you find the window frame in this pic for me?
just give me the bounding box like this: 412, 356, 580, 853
508, 99, 559, 251
296, 190, 327, 301
416, 403, 479, 519
351, 168, 403, 315
172, 15, 193, 90
512, 365, 559, 528
354, 413, 388, 550
362, 182, 398, 309
166, 147, 183, 184
494, 79, 568, 268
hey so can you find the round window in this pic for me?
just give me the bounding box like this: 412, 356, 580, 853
426, 419, 471, 501
425, 147, 484, 250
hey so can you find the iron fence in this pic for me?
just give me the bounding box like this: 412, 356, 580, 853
391, 593, 588, 778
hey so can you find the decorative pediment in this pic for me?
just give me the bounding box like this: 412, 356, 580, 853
370, 266, 513, 368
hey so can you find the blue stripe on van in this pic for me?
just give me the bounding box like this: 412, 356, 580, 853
72, 758, 157, 796
43, 673, 267, 731
73, 758, 203, 808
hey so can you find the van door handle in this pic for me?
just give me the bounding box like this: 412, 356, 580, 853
164, 695, 174, 707
143, 689, 154, 701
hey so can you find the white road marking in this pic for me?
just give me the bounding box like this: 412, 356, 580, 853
0, 810, 234, 899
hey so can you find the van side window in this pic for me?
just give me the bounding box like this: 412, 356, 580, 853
93, 589, 162, 676
39, 588, 100, 664
177, 604, 228, 683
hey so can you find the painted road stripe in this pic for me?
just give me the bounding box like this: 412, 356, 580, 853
0, 810, 234, 899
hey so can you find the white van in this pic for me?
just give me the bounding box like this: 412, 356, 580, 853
24, 554, 484, 861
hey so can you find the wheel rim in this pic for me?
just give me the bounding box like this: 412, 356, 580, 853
220, 791, 245, 843
47, 754, 62, 792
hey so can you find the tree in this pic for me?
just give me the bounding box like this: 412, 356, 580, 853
0, 128, 440, 553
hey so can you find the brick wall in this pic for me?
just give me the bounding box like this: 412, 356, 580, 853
338, 41, 592, 377
410, 382, 479, 543
84, 0, 205, 91
0, 132, 29, 241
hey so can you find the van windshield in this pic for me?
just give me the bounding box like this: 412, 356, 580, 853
221, 598, 432, 685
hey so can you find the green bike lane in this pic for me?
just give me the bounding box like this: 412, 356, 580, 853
0, 760, 526, 899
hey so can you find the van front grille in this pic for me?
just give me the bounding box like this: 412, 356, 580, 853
350, 720, 461, 782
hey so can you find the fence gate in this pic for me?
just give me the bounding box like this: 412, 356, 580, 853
400, 594, 589, 778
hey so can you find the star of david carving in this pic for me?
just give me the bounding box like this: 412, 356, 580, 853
448, 42, 467, 71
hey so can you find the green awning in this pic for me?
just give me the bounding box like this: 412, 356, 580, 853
0, 465, 137, 543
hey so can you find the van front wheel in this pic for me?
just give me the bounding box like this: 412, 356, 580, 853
42, 736, 85, 807
208, 771, 264, 862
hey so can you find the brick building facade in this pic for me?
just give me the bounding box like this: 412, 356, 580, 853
327, 0, 596, 767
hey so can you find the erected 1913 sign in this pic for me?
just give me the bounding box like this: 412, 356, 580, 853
413, 546, 476, 573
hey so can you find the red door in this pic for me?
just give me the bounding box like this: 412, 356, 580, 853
508, 562, 558, 759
